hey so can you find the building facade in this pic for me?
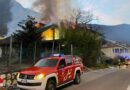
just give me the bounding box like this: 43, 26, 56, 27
101, 40, 130, 59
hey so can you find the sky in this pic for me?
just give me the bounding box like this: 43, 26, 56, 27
16, 0, 130, 25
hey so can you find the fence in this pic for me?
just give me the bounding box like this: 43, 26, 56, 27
0, 38, 71, 73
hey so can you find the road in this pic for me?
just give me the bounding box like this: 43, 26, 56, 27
58, 68, 130, 90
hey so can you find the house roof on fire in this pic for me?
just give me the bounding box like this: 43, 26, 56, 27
0, 25, 55, 46
0, 37, 12, 45
37, 24, 53, 33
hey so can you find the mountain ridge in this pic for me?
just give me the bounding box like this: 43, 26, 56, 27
96, 24, 130, 43
7, 0, 40, 36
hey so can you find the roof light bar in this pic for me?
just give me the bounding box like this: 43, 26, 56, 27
50, 54, 64, 57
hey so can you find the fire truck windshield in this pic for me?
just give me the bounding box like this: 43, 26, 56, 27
34, 59, 58, 67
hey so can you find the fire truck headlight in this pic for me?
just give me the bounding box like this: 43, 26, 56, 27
34, 74, 45, 80
17, 73, 20, 78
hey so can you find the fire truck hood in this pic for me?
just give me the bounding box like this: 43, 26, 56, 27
20, 67, 56, 75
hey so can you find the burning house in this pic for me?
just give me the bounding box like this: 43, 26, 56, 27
0, 24, 60, 64
35, 23, 59, 41
33, 23, 61, 58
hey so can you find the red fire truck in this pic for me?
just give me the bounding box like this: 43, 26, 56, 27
0, 78, 3, 88
17, 54, 83, 90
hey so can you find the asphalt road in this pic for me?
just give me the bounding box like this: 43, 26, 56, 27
58, 68, 130, 90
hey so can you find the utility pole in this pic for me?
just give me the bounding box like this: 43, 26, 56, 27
71, 44, 73, 55
52, 27, 55, 54
8, 36, 13, 70
59, 43, 61, 53
20, 41, 23, 64
34, 42, 37, 64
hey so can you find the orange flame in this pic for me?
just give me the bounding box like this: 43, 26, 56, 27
35, 24, 40, 28
72, 25, 76, 30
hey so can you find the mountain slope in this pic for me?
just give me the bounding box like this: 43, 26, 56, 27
97, 24, 130, 43
7, 0, 40, 36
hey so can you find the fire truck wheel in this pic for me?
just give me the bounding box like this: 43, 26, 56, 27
74, 73, 81, 84
46, 80, 56, 90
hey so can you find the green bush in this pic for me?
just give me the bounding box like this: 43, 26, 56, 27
90, 64, 109, 70
104, 59, 119, 65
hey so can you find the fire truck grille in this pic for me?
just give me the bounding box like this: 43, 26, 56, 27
19, 74, 35, 80
17, 82, 41, 86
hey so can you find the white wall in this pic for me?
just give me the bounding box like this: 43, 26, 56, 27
101, 47, 130, 59
101, 47, 117, 59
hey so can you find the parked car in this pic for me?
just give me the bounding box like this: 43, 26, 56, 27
125, 59, 130, 65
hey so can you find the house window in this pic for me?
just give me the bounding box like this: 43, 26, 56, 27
66, 58, 72, 66
125, 49, 128, 53
115, 49, 119, 53
128, 49, 130, 53
120, 49, 124, 53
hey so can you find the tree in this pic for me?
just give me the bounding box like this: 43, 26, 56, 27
13, 16, 42, 47
71, 9, 101, 32
59, 9, 102, 67
71, 9, 94, 27
13, 16, 42, 61
59, 23, 101, 67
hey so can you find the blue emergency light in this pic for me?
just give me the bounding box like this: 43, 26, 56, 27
124, 56, 130, 59
50, 54, 64, 57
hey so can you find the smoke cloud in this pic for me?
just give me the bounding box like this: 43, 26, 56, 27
32, 0, 72, 24
0, 0, 12, 36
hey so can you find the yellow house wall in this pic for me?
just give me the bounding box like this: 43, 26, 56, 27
0, 37, 4, 40
101, 47, 122, 59
41, 28, 59, 41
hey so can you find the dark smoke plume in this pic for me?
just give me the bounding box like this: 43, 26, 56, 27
32, 0, 72, 24
33, 0, 58, 23
0, 0, 12, 36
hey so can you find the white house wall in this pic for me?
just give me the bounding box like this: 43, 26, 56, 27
101, 47, 130, 59
101, 47, 115, 59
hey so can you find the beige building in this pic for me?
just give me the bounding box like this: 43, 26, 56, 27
101, 40, 130, 59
